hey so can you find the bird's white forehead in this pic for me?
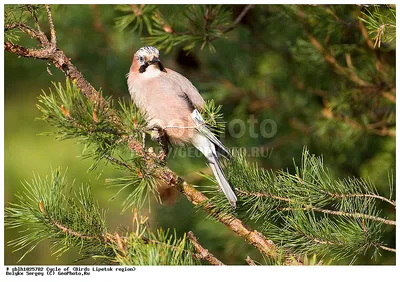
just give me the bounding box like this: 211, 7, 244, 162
135, 46, 160, 57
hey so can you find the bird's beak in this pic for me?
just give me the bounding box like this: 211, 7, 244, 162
149, 57, 161, 65
150, 57, 165, 71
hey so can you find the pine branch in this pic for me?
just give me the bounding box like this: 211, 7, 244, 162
187, 231, 225, 265
132, 146, 302, 264
298, 7, 373, 87
4, 6, 100, 102
236, 189, 395, 226
281, 206, 396, 226
6, 170, 201, 264
130, 4, 255, 52
221, 150, 395, 260
237, 188, 396, 208
5, 169, 114, 262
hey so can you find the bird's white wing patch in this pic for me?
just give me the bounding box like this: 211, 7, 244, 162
191, 109, 205, 125
191, 109, 232, 159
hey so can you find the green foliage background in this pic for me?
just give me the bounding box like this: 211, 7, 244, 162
4, 4, 395, 265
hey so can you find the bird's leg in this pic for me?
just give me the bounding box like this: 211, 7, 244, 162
155, 128, 169, 164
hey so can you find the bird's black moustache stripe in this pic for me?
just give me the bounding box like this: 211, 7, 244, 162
157, 61, 165, 72
139, 60, 165, 73
139, 62, 149, 73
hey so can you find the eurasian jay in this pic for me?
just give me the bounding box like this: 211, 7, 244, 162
127, 46, 237, 208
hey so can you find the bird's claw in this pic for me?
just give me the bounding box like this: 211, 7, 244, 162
157, 151, 167, 165
154, 127, 169, 166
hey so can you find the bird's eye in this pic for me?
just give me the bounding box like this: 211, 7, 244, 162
138, 56, 144, 64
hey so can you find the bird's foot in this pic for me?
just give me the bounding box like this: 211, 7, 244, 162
157, 150, 168, 165
155, 127, 169, 166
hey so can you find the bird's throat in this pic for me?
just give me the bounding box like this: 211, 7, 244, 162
140, 64, 162, 79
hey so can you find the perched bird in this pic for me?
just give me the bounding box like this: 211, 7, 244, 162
127, 46, 237, 208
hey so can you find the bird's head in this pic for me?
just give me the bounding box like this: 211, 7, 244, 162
131, 46, 165, 73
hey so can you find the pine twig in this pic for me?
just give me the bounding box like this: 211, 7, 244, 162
321, 106, 396, 138
246, 255, 256, 266
236, 189, 396, 226
4, 23, 40, 41
325, 191, 396, 207
358, 19, 375, 49
45, 4, 57, 45
208, 4, 255, 41
222, 4, 255, 34
297, 7, 373, 88
39, 201, 97, 241
104, 154, 135, 172
26, 4, 46, 41
381, 90, 396, 103
281, 206, 396, 226
187, 231, 225, 265
379, 245, 396, 253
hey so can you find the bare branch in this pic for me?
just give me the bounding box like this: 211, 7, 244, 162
209, 4, 255, 41
246, 255, 256, 265
380, 245, 396, 253
4, 23, 40, 42
26, 4, 49, 46
45, 4, 57, 45
188, 231, 225, 266
223, 4, 255, 34
26, 5, 42, 33
4, 41, 51, 59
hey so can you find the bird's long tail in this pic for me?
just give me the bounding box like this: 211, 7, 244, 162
209, 156, 237, 208
192, 133, 237, 208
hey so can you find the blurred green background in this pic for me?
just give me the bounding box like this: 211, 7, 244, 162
4, 4, 395, 265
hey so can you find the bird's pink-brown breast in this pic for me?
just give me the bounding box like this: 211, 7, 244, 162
127, 69, 204, 145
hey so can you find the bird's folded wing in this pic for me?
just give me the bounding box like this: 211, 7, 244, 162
165, 68, 205, 109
